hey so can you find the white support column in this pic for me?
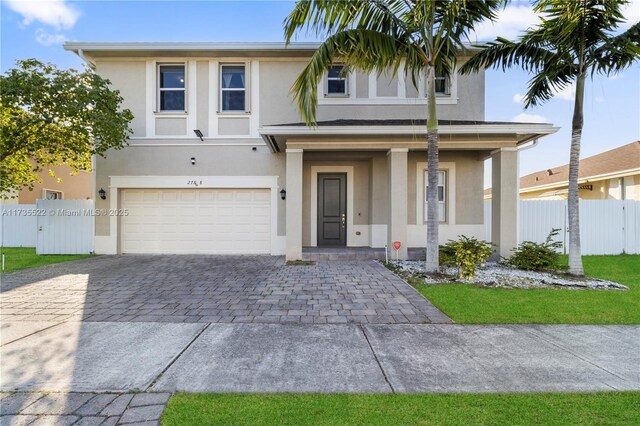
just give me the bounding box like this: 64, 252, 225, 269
387, 148, 408, 260
491, 148, 519, 258
286, 149, 304, 260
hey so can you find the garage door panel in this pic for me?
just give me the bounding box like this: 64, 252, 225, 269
122, 188, 271, 254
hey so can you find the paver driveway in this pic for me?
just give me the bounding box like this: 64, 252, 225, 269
1, 255, 450, 325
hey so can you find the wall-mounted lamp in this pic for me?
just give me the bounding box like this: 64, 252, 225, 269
190, 157, 196, 165
98, 188, 106, 200
193, 129, 204, 141
280, 188, 286, 200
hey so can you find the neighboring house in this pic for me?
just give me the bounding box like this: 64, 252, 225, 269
64, 42, 557, 260
485, 141, 640, 201
2, 165, 92, 204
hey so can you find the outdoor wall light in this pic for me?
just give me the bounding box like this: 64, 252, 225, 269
98, 188, 106, 200
193, 129, 204, 141
191, 157, 196, 165
280, 188, 286, 200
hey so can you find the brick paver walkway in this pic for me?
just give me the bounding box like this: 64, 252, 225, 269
0, 391, 170, 425
1, 256, 450, 324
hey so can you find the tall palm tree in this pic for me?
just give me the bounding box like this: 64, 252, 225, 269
461, 0, 640, 275
284, 0, 502, 272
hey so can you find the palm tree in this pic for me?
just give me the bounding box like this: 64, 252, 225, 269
461, 0, 640, 275
284, 0, 502, 272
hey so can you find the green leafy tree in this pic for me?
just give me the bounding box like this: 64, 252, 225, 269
461, 0, 640, 275
0, 59, 133, 195
284, 0, 503, 272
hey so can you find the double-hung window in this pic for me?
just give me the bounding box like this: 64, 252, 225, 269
220, 65, 246, 111
434, 70, 450, 95
158, 65, 185, 111
424, 170, 447, 222
326, 65, 348, 96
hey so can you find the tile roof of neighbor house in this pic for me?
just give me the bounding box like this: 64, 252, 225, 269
485, 141, 640, 196
520, 141, 640, 191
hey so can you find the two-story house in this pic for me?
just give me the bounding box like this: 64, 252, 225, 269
64, 42, 557, 260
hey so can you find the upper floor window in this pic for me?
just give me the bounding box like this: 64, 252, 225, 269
158, 64, 185, 111
326, 65, 349, 96
221, 65, 246, 111
434, 71, 450, 96
424, 170, 447, 222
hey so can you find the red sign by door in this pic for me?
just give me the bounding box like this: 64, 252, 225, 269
393, 241, 401, 250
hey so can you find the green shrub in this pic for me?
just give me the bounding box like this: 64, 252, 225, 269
447, 235, 494, 280
439, 243, 457, 266
506, 228, 563, 271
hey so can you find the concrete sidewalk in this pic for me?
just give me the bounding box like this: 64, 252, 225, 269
2, 322, 638, 394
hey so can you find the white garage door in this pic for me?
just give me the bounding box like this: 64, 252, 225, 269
121, 189, 271, 254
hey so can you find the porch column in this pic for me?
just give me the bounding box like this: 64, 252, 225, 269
491, 147, 519, 258
387, 148, 408, 260
286, 149, 303, 260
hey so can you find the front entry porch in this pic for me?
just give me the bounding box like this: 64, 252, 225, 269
261, 119, 558, 262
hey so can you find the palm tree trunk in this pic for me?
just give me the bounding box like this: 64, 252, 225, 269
425, 64, 439, 273
567, 72, 585, 275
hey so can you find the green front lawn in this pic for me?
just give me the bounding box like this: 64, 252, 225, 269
0, 247, 94, 273
416, 255, 640, 324
162, 392, 640, 425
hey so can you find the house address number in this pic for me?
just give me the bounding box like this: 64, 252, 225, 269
187, 180, 203, 186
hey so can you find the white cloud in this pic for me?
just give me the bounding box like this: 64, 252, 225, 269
512, 93, 525, 103
471, 5, 539, 41
621, 0, 640, 25
35, 28, 66, 46
595, 96, 605, 103
512, 113, 548, 123
553, 82, 576, 101
4, 0, 79, 29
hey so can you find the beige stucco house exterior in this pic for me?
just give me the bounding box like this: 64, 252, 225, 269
485, 141, 640, 201
64, 42, 557, 260
1, 164, 92, 204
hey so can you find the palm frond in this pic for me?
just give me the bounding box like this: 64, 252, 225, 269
459, 37, 560, 74
591, 21, 640, 75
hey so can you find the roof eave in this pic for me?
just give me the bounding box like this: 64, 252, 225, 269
259, 124, 559, 153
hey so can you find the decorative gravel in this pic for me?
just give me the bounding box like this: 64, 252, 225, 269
387, 261, 628, 290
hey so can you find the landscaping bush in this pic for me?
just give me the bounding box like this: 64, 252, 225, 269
506, 228, 563, 271
439, 242, 457, 266
447, 235, 494, 280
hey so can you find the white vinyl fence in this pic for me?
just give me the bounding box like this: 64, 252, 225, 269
484, 200, 640, 255
0, 204, 38, 247
1, 200, 94, 254
36, 199, 94, 254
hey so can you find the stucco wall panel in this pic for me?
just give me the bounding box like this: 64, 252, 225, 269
156, 117, 187, 136
96, 61, 147, 137
218, 117, 251, 135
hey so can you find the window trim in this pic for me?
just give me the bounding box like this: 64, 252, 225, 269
157, 63, 187, 113
219, 63, 248, 113
324, 64, 350, 97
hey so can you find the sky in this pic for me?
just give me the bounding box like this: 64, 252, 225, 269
2, 0, 639, 188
